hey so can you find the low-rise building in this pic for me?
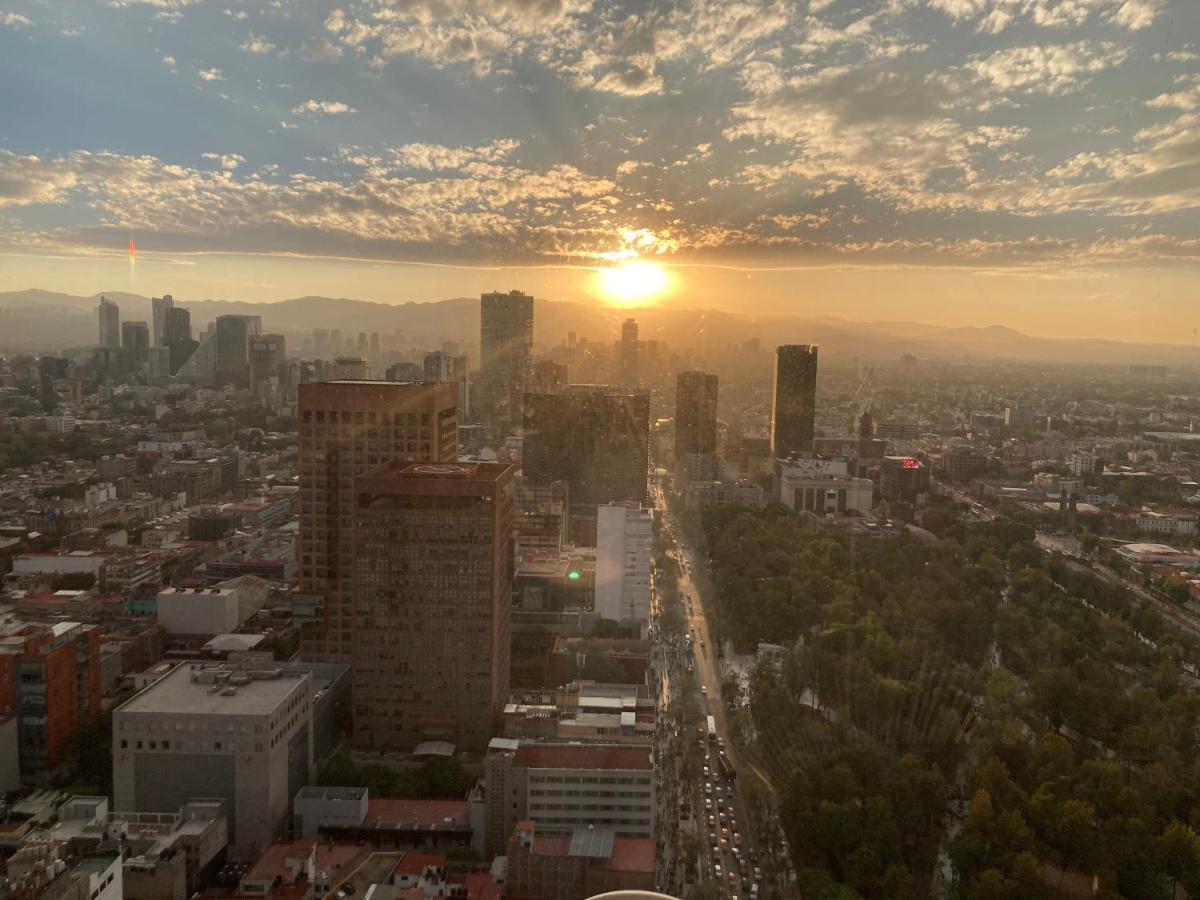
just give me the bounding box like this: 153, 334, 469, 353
505, 820, 655, 900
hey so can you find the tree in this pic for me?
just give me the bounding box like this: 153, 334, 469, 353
1079, 530, 1099, 558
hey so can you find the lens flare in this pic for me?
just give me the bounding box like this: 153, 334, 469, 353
128, 237, 136, 276
594, 260, 672, 307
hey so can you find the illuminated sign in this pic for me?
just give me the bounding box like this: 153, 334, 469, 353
568, 571, 581, 581
900, 458, 920, 469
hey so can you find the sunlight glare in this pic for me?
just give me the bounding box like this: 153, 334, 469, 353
595, 260, 673, 307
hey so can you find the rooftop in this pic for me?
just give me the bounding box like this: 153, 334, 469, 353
513, 743, 653, 771
362, 799, 470, 832
117, 662, 310, 716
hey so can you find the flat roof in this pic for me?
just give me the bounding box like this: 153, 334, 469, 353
117, 663, 309, 716
513, 744, 653, 771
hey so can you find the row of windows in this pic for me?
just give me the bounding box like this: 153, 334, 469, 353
529, 775, 652, 785
529, 803, 652, 812
529, 789, 650, 799
302, 410, 434, 426
121, 738, 264, 752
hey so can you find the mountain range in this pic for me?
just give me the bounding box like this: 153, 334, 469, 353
0, 288, 1195, 367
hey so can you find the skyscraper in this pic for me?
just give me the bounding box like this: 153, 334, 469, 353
213, 315, 262, 387
771, 344, 818, 459
121, 320, 150, 367
618, 318, 640, 388
351, 461, 514, 750
151, 294, 174, 344
98, 296, 120, 348
523, 387, 650, 541
162, 306, 195, 375
249, 333, 287, 396
296, 380, 460, 665
675, 371, 719, 481
596, 502, 653, 635
479, 290, 534, 431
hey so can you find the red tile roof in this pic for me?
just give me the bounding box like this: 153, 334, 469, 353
531, 836, 571, 858
514, 744, 653, 771
363, 798, 470, 831
606, 838, 656, 874
392, 853, 446, 877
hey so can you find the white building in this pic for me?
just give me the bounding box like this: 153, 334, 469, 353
156, 587, 241, 636
113, 660, 314, 861
595, 503, 653, 636
1067, 450, 1099, 477
1135, 509, 1197, 536
776, 460, 874, 515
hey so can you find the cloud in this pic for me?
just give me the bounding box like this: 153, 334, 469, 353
922, 0, 1161, 33
0, 152, 80, 208
300, 36, 343, 62
387, 139, 521, 170
161, 54, 176, 67
292, 99, 356, 115
198, 67, 225, 81
241, 35, 275, 54
202, 152, 246, 170
1, 13, 31, 27
968, 41, 1128, 95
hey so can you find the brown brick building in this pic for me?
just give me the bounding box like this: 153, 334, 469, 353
350, 461, 515, 750
296, 381, 459, 665
506, 820, 655, 900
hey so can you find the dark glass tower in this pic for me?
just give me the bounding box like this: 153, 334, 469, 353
771, 344, 818, 458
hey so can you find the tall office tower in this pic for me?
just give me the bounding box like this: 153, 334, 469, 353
328, 357, 369, 381
312, 328, 330, 357
356, 333, 368, 356
351, 461, 514, 751
148, 345, 171, 381
213, 315, 262, 387
98, 296, 120, 348
162, 306, 196, 375
162, 305, 191, 344
151, 294, 174, 344
423, 350, 455, 382
858, 409, 875, 441
121, 321, 151, 367
249, 333, 287, 396
369, 333, 381, 360
523, 387, 650, 542
618, 318, 639, 388
771, 344, 819, 459
675, 371, 719, 481
530, 360, 568, 394
296, 380, 459, 665
479, 290, 534, 431
596, 502, 653, 635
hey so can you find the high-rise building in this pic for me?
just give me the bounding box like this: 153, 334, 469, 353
479, 290, 534, 431
423, 350, 455, 381
162, 305, 191, 343
350, 461, 514, 751
424, 350, 470, 419
771, 344, 818, 459
384, 361, 423, 382
98, 296, 120, 348
595, 502, 653, 635
675, 371, 718, 481
296, 381, 459, 665
618, 318, 639, 388
0, 622, 102, 775
213, 315, 262, 387
151, 294, 174, 344
249, 334, 287, 395
121, 321, 151, 367
530, 360, 568, 394
112, 660, 313, 861
523, 387, 650, 540
327, 357, 369, 381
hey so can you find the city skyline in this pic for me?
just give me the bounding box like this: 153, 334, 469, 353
1, 1, 1198, 341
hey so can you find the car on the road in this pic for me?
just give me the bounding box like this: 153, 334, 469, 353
701, 765, 710, 778
700, 686, 708, 697
733, 831, 742, 846
708, 814, 716, 828
714, 863, 722, 880
750, 883, 759, 898
753, 867, 762, 881
721, 827, 730, 841
704, 799, 713, 813
718, 738, 725, 751
705, 784, 713, 797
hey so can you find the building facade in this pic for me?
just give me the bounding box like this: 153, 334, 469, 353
350, 462, 515, 751
213, 315, 262, 388
522, 387, 650, 539
595, 503, 653, 635
675, 371, 718, 482
121, 321, 151, 367
112, 661, 314, 861
98, 297, 120, 349
296, 380, 459, 665
0, 622, 103, 774
771, 344, 818, 459
618, 318, 639, 389
479, 290, 534, 431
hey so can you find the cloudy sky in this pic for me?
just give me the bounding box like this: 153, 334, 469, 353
0, 0, 1198, 340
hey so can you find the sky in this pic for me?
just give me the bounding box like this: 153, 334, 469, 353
0, 0, 1198, 341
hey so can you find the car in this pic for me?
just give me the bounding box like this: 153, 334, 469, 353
709, 832, 718, 847
701, 765, 710, 778
700, 686, 708, 697
731, 847, 740, 862
721, 827, 730, 840
733, 831, 742, 846
705, 784, 713, 796
708, 815, 716, 828
718, 738, 725, 751
753, 867, 762, 881
750, 884, 759, 898
704, 799, 713, 813
728, 871, 739, 885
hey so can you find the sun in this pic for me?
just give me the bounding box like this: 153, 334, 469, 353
594, 260, 673, 307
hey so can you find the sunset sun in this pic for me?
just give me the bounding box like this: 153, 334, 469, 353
594, 260, 673, 307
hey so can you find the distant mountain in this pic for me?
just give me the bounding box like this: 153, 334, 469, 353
0, 288, 1195, 366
